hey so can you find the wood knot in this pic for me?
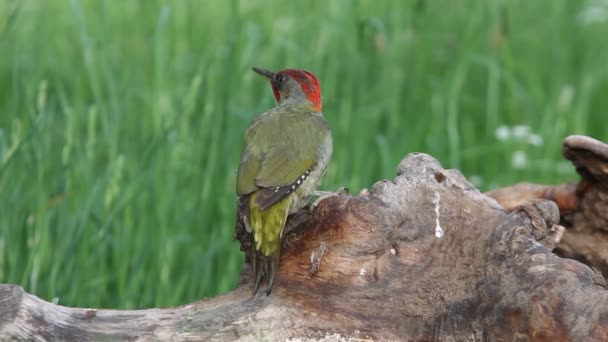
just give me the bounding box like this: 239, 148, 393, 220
514, 200, 564, 249
434, 172, 446, 183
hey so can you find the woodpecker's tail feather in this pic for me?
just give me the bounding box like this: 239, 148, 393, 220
248, 192, 290, 295
251, 247, 280, 295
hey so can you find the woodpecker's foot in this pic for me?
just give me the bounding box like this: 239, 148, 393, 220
311, 187, 349, 208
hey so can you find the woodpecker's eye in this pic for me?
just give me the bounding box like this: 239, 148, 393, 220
275, 74, 287, 85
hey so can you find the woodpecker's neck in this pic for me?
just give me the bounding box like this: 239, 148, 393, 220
277, 96, 320, 112
274, 102, 323, 116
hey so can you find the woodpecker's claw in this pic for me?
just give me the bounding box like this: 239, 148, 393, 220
336, 187, 350, 195
311, 187, 349, 208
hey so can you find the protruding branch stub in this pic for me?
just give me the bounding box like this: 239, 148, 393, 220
563, 134, 608, 191
553, 135, 608, 279
486, 182, 578, 214
561, 135, 608, 231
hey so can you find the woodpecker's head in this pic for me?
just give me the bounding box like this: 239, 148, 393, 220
253, 67, 322, 111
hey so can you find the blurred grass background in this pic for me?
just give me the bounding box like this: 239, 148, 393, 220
1, 0, 607, 309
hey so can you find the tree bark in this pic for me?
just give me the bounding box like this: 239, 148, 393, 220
2, 137, 608, 341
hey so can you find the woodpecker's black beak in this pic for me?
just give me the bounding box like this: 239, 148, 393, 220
252, 67, 275, 80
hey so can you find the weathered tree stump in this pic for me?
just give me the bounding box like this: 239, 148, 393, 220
488, 135, 608, 279
2, 138, 608, 341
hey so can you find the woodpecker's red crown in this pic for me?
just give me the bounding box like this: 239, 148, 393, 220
252, 67, 322, 111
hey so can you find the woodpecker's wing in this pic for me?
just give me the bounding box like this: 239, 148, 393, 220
237, 107, 328, 209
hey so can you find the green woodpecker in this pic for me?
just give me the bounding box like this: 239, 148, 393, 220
236, 67, 332, 295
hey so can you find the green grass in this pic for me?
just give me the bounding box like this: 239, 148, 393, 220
1, 0, 607, 309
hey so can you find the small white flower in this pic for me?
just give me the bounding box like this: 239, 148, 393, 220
527, 134, 544, 146
512, 150, 528, 169
495, 125, 511, 141
512, 125, 531, 139
578, 1, 608, 25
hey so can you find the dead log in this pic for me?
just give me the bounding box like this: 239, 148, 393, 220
2, 151, 608, 341
487, 135, 608, 279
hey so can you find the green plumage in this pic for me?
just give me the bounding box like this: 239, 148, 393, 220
237, 104, 328, 196
248, 192, 290, 256
236, 103, 332, 295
